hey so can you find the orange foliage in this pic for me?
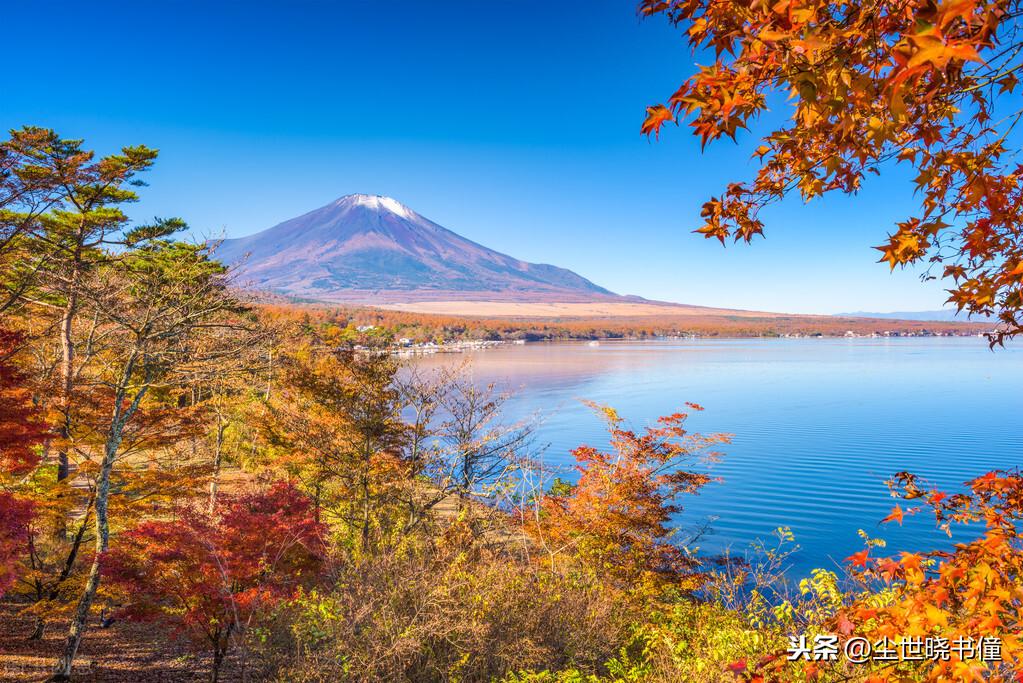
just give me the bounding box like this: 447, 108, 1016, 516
523, 404, 729, 595
839, 471, 1023, 680
641, 0, 1023, 343
0, 330, 47, 475
743, 470, 1023, 681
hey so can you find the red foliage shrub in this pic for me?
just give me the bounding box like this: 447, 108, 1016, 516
104, 482, 325, 681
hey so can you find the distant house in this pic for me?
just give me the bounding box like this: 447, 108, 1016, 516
356, 325, 377, 332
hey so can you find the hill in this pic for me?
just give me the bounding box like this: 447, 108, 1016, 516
838, 309, 994, 322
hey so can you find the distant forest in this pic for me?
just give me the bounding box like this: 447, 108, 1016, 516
266, 304, 993, 345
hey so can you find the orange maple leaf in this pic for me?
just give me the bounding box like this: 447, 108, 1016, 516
641, 104, 675, 139
847, 549, 870, 567
882, 504, 905, 525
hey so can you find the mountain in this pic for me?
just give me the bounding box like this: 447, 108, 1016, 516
214, 194, 616, 303
838, 310, 993, 322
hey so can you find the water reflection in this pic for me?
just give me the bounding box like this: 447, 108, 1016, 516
413, 338, 1023, 574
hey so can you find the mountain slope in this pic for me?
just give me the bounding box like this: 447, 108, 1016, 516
214, 194, 615, 302
838, 310, 994, 322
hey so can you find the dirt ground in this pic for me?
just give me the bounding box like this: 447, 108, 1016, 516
0, 603, 237, 682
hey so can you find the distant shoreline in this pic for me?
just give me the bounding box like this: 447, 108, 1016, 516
362, 329, 991, 357
260, 300, 994, 349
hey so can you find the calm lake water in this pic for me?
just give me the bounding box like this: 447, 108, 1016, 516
415, 337, 1023, 576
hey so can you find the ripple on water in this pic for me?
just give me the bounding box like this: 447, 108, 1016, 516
413, 338, 1023, 575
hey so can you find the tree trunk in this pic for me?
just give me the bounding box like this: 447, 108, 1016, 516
208, 415, 227, 513
312, 481, 321, 525
210, 626, 232, 683
56, 272, 79, 484
264, 349, 273, 400
361, 473, 371, 549
49, 413, 124, 681
26, 525, 46, 640
36, 495, 93, 654
29, 616, 45, 641
210, 647, 224, 683
48, 551, 100, 681
57, 507, 90, 588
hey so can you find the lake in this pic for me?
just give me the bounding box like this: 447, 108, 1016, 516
414, 337, 1023, 576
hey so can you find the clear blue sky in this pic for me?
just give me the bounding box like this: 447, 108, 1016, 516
3, 0, 953, 314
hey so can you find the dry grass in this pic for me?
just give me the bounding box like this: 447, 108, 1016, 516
372, 300, 794, 318
260, 546, 629, 683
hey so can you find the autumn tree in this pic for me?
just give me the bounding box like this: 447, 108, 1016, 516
0, 493, 34, 597
0, 329, 47, 596
392, 364, 449, 531
713, 470, 1022, 681
390, 366, 537, 538
0, 328, 80, 641
183, 323, 273, 513
524, 403, 728, 595
641, 0, 1023, 343
49, 240, 250, 680
0, 127, 67, 314
1, 129, 266, 666
255, 344, 408, 551
0, 329, 48, 475
104, 483, 325, 683
0, 133, 62, 605
0, 322, 93, 640
841, 470, 1023, 680
433, 375, 534, 511
0, 131, 257, 650
2, 129, 181, 483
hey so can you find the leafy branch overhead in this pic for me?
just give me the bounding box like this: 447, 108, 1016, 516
641, 0, 1023, 343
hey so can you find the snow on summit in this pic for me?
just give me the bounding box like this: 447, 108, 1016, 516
342, 194, 415, 219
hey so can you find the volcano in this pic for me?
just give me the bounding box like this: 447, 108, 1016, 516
214, 194, 616, 303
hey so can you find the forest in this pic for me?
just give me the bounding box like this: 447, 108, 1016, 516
250, 304, 990, 345
0, 127, 1018, 682
5, 0, 1023, 676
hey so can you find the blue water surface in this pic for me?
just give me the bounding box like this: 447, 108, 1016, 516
416, 337, 1023, 576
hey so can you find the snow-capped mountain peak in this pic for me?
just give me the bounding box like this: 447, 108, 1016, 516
337, 194, 415, 219
215, 194, 616, 303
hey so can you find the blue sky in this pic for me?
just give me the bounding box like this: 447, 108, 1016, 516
2, 0, 954, 314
